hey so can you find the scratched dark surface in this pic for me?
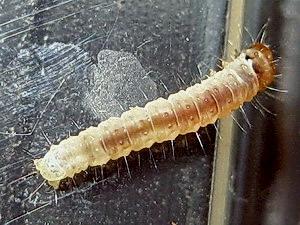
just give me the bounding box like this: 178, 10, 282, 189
226, 1, 300, 225
0, 0, 227, 224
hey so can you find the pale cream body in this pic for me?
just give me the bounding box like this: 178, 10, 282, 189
34, 52, 260, 188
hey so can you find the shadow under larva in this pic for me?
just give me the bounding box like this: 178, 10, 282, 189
33, 41, 278, 189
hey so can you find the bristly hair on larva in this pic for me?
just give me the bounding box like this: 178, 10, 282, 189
34, 41, 277, 189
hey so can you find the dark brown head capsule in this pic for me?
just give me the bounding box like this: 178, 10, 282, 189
245, 43, 277, 91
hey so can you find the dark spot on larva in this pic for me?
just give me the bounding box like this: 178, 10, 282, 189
168, 123, 172, 128
163, 112, 169, 117
227, 98, 232, 103
204, 98, 209, 103
119, 140, 124, 145
186, 105, 190, 109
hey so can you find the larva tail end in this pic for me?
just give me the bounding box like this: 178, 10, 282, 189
34, 158, 65, 189
245, 43, 277, 91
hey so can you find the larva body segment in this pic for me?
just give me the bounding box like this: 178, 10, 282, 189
144, 98, 179, 143
34, 43, 276, 188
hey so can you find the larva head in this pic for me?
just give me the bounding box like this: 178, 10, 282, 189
245, 43, 276, 91
34, 157, 66, 185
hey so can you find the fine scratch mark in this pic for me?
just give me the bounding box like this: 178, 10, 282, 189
101, 9, 119, 50
0, 34, 97, 139
4, 202, 51, 225
0, 0, 76, 28
0, 2, 116, 42
6, 171, 37, 186
0, 33, 94, 76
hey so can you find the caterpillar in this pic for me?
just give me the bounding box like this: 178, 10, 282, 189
34, 43, 276, 189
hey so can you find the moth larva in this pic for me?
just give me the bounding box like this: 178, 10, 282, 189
34, 43, 276, 188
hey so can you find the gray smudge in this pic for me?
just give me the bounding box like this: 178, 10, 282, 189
84, 49, 158, 120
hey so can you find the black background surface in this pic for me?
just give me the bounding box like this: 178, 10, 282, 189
0, 1, 227, 224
